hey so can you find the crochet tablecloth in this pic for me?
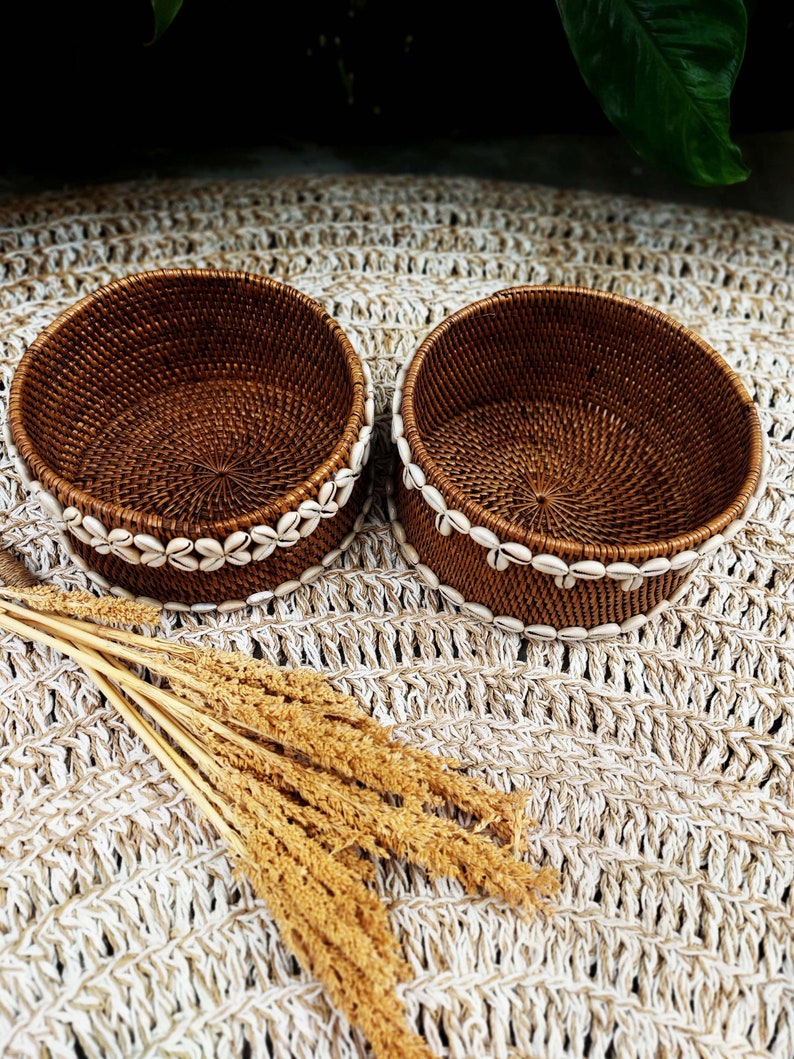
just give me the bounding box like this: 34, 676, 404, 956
1, 175, 792, 1059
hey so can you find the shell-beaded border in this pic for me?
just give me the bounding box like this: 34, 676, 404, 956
5, 363, 376, 575
391, 354, 766, 589
6, 458, 376, 615
388, 470, 690, 639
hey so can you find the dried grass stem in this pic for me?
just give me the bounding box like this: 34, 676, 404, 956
0, 583, 557, 1059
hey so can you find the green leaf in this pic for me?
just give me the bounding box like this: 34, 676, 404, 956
556, 0, 750, 186
148, 0, 184, 44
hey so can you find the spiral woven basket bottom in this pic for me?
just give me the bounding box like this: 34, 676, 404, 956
424, 396, 696, 543
51, 378, 345, 523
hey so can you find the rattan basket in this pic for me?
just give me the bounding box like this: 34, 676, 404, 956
7, 269, 375, 611
390, 285, 764, 640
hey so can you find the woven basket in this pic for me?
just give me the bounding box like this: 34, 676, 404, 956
391, 285, 764, 640
7, 269, 374, 611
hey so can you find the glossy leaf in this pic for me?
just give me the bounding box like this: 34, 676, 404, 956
149, 0, 183, 44
556, 0, 750, 186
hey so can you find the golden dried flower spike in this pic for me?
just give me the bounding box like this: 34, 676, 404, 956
0, 546, 557, 1059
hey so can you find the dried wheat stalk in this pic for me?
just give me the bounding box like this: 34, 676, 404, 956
0, 573, 558, 1058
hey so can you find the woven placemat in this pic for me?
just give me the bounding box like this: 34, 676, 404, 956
1, 175, 792, 1059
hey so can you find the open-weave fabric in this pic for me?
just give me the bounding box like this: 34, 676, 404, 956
1, 174, 792, 1059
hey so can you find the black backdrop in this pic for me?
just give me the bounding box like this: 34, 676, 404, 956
5, 1, 793, 175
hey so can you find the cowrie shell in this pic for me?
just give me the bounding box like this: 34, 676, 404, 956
134, 534, 165, 554
300, 565, 324, 585
195, 538, 224, 558
531, 554, 568, 577
69, 525, 93, 545
486, 549, 510, 571
470, 526, 500, 550
396, 437, 411, 465
438, 584, 465, 606
421, 485, 446, 514
569, 560, 606, 580
274, 579, 301, 598
500, 542, 532, 564
252, 540, 278, 561
62, 507, 82, 528
224, 531, 251, 554
587, 623, 621, 640
640, 557, 671, 576
606, 562, 639, 580
445, 510, 471, 534
557, 626, 588, 641
435, 512, 453, 537
199, 554, 226, 573
277, 512, 301, 535
38, 491, 63, 519
403, 463, 426, 490
108, 528, 134, 547
525, 624, 557, 640
169, 553, 199, 572
140, 551, 167, 568
82, 516, 108, 540
349, 440, 367, 473
299, 516, 321, 538
250, 525, 277, 545
415, 564, 439, 590
462, 601, 494, 622
298, 500, 324, 519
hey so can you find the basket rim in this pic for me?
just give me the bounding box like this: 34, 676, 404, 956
8, 268, 368, 540
400, 284, 765, 564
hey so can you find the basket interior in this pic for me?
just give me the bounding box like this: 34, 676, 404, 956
14, 272, 357, 528
409, 288, 759, 550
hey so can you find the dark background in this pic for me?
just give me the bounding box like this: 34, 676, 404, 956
7, 1, 793, 179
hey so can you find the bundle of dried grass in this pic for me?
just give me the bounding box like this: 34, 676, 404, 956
0, 550, 557, 1058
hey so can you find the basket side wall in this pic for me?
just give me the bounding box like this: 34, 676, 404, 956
70, 475, 367, 606
396, 479, 687, 630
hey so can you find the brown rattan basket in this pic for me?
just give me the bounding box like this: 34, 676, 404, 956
391, 285, 764, 640
7, 269, 374, 611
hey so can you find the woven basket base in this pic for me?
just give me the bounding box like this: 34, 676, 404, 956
70, 378, 344, 525
425, 396, 693, 544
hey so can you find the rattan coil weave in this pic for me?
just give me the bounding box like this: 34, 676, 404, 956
7, 269, 372, 606
393, 285, 762, 633
1, 174, 793, 1059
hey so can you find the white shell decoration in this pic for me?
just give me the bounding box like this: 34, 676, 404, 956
435, 513, 454, 537
532, 554, 569, 577
445, 509, 471, 534
469, 526, 500, 550
82, 516, 109, 541
415, 564, 440, 590
569, 560, 607, 581
421, 485, 447, 515
403, 463, 426, 491
640, 556, 671, 576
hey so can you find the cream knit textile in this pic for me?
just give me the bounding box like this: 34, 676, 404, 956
0, 175, 792, 1059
